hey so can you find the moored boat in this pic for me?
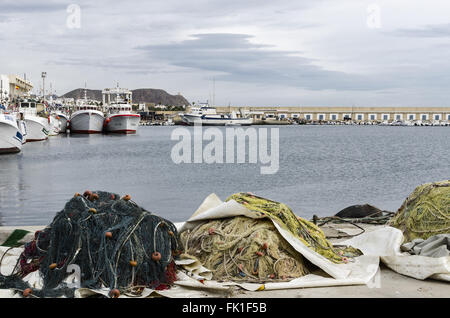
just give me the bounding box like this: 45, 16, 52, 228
69, 104, 105, 134
18, 99, 49, 142
104, 100, 140, 134
0, 110, 23, 154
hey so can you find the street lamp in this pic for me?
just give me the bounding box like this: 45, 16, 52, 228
41, 72, 47, 102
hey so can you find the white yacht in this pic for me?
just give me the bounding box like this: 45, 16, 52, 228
69, 103, 104, 134
18, 100, 49, 141
104, 97, 140, 134
0, 107, 24, 154
181, 104, 253, 126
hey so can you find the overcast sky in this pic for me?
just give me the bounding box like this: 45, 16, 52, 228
1, 0, 450, 106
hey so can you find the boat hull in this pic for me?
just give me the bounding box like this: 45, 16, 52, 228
0, 118, 23, 154
105, 114, 140, 134
58, 115, 68, 133
24, 117, 49, 142
182, 114, 253, 126
70, 111, 105, 134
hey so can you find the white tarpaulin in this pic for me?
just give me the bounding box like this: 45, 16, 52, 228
340, 227, 450, 282
175, 193, 380, 291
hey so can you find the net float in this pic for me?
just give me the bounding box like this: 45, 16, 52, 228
122, 194, 131, 201
105, 232, 113, 239
89, 193, 99, 201
83, 190, 92, 197
88, 208, 97, 214
49, 263, 57, 270
111, 194, 115, 200
152, 251, 161, 261
129, 260, 137, 267
73, 192, 80, 198
23, 288, 33, 297
208, 228, 215, 235
342, 257, 349, 264
262, 243, 268, 250
269, 274, 275, 279
110, 289, 120, 298
255, 251, 263, 257
168, 230, 174, 236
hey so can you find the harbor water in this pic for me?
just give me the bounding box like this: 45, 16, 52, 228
0, 125, 449, 226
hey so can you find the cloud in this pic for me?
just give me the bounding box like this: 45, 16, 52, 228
138, 33, 385, 91
0, 0, 68, 13
391, 23, 450, 38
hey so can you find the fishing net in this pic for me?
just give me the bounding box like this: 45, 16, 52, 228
181, 216, 309, 282
226, 193, 354, 264
0, 190, 182, 298
180, 193, 358, 282
389, 180, 450, 242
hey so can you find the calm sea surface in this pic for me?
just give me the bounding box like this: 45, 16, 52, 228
0, 125, 449, 226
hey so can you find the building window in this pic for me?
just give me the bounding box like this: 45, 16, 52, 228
395, 114, 402, 120
318, 114, 325, 120
408, 114, 415, 120
382, 114, 389, 120
447, 114, 450, 121
357, 114, 363, 120
434, 114, 441, 121
343, 114, 351, 120
421, 114, 428, 121
369, 114, 376, 120
305, 114, 312, 120
330, 114, 337, 120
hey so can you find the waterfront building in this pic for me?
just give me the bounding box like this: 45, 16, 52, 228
214, 106, 450, 123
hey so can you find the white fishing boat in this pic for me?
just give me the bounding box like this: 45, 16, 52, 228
181, 105, 253, 126
18, 100, 49, 142
69, 104, 105, 134
0, 109, 24, 154
48, 113, 61, 136
104, 98, 140, 134
56, 112, 69, 133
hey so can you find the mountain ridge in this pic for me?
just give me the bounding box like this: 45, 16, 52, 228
60, 88, 190, 106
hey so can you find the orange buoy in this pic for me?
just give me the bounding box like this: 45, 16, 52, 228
152, 252, 161, 261
74, 192, 80, 198
208, 228, 215, 235
88, 208, 97, 214
111, 194, 115, 200
49, 263, 57, 270
129, 260, 137, 267
255, 251, 263, 257
269, 274, 275, 279
110, 289, 120, 298
83, 190, 92, 197
122, 194, 131, 201
262, 243, 268, 250
105, 232, 113, 239
168, 230, 174, 236
252, 269, 258, 275
89, 193, 99, 201
23, 288, 33, 297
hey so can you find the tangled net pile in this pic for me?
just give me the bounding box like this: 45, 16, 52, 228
0, 190, 182, 298
180, 193, 356, 282
227, 193, 353, 264
389, 180, 450, 242
181, 216, 309, 282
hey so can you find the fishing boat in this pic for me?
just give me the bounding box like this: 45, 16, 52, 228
0, 108, 24, 154
69, 103, 105, 134
104, 97, 140, 134
18, 99, 49, 142
56, 111, 69, 133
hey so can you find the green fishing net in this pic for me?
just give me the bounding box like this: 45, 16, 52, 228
389, 180, 450, 242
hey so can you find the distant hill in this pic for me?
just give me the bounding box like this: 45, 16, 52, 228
60, 88, 190, 107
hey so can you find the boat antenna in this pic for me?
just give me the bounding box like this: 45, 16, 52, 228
84, 82, 87, 101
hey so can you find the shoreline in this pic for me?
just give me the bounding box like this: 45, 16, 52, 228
1, 222, 448, 298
